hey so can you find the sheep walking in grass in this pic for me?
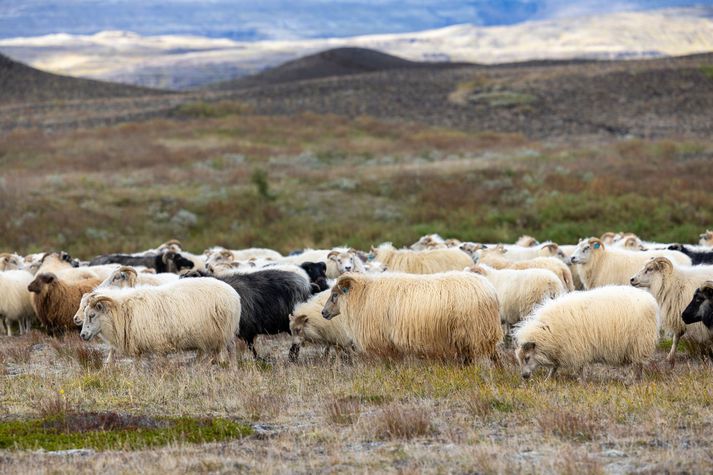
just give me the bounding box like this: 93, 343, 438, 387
570, 238, 691, 289
371, 243, 473, 274
0, 270, 35, 335
467, 265, 565, 342
321, 272, 502, 362
288, 290, 355, 362
78, 278, 241, 365
630, 257, 713, 365
514, 286, 658, 380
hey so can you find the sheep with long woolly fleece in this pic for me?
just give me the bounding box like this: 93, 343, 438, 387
514, 286, 658, 380
571, 238, 691, 289
0, 253, 24, 271
288, 290, 355, 362
78, 278, 240, 364
371, 244, 473, 274
321, 272, 502, 362
467, 265, 565, 338
28, 273, 101, 336
0, 270, 35, 335
73, 266, 179, 326
478, 247, 574, 292
630, 257, 713, 365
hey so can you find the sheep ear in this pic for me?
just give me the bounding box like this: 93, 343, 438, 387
522, 342, 536, 351
338, 276, 355, 294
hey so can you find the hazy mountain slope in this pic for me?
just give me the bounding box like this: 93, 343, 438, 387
0, 7, 712, 89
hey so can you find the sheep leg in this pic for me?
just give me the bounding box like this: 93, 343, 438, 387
667, 333, 682, 368
545, 366, 558, 381
105, 349, 115, 366
633, 362, 644, 381
6, 320, 13, 337
248, 340, 259, 360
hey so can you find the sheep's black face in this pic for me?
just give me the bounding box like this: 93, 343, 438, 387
171, 253, 195, 271
300, 262, 328, 292
682, 288, 713, 328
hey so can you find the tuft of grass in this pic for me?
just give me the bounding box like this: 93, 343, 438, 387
326, 396, 361, 425
243, 392, 284, 422
371, 403, 434, 440
536, 407, 599, 442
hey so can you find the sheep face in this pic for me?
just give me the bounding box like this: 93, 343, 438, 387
108, 267, 137, 288
570, 239, 602, 265
27, 273, 56, 294
630, 258, 672, 288
328, 251, 356, 275
682, 284, 713, 327
699, 230, 713, 247
79, 297, 112, 341
459, 242, 484, 261
0, 253, 23, 271
515, 342, 540, 380
73, 293, 92, 326
300, 262, 328, 293
288, 314, 308, 347
322, 277, 354, 320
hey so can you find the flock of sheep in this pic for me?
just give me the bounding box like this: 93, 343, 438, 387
3, 229, 713, 380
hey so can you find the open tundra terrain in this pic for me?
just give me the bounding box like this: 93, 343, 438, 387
1, 43, 713, 473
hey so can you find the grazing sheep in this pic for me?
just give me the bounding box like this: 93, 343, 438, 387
630, 257, 713, 365
371, 244, 473, 274
73, 266, 179, 326
28, 273, 101, 336
288, 290, 355, 362
682, 281, 713, 329
321, 272, 502, 362
667, 244, 713, 265
78, 278, 240, 364
571, 238, 691, 289
515, 235, 539, 247
699, 230, 713, 247
467, 265, 565, 339
89, 251, 194, 274
0, 270, 35, 335
478, 247, 574, 292
0, 253, 24, 271
183, 269, 311, 359
514, 286, 658, 380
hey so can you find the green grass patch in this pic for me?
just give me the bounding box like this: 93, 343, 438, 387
0, 413, 252, 451
468, 91, 536, 108
701, 64, 713, 81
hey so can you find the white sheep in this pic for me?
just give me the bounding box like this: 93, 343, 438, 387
478, 247, 574, 291
514, 286, 658, 379
371, 243, 473, 274
280, 248, 360, 279
321, 271, 502, 362
502, 242, 567, 262
0, 253, 24, 271
78, 278, 241, 364
571, 238, 691, 289
0, 270, 35, 335
699, 230, 713, 247
630, 257, 713, 365
410, 233, 446, 250
467, 264, 565, 340
288, 290, 355, 361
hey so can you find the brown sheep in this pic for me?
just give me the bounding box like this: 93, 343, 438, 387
28, 273, 101, 337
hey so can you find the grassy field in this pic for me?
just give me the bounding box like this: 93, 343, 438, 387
2, 107, 713, 473
1, 331, 712, 473
0, 105, 711, 258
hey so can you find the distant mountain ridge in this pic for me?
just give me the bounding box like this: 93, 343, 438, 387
1, 7, 712, 89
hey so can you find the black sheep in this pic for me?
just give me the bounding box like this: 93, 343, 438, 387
667, 244, 713, 265
89, 251, 194, 273
183, 269, 311, 358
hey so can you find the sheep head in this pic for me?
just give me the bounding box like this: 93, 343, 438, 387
515, 342, 539, 380
328, 250, 356, 274
80, 295, 114, 341
570, 238, 603, 265
28, 273, 57, 294
630, 257, 672, 288
322, 276, 355, 320
108, 266, 138, 288
0, 253, 23, 271
682, 281, 713, 327
515, 235, 539, 247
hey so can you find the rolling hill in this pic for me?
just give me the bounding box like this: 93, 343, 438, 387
0, 52, 165, 104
